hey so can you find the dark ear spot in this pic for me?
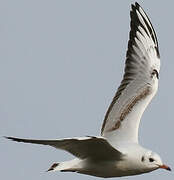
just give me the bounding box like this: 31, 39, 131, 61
141, 156, 145, 162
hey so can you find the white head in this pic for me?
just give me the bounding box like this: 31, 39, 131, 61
140, 150, 171, 172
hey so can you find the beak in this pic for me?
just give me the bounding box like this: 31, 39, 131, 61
159, 164, 171, 171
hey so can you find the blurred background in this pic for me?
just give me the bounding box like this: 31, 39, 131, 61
1, 0, 173, 180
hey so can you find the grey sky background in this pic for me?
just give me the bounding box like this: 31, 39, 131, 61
1, 0, 173, 180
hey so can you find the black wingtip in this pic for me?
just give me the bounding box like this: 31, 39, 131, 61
135, 2, 140, 8
131, 2, 141, 12
4, 136, 12, 140
4, 136, 22, 142
131, 3, 137, 16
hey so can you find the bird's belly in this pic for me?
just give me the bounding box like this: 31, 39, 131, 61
77, 161, 147, 178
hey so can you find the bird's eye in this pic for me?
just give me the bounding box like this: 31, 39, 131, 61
149, 158, 154, 162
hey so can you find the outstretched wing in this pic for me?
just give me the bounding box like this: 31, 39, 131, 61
101, 3, 160, 144
6, 136, 122, 160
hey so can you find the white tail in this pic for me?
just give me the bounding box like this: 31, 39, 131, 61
47, 159, 82, 172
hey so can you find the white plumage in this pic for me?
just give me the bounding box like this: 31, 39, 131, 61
6, 2, 171, 178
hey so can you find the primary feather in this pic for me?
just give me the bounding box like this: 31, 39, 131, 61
5, 136, 122, 160
101, 2, 160, 144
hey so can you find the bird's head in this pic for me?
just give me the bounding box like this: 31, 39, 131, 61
141, 151, 171, 172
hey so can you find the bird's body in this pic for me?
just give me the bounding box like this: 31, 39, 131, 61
6, 2, 171, 178
49, 144, 154, 178
7, 136, 161, 178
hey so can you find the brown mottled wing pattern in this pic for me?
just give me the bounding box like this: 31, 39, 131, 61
101, 3, 160, 144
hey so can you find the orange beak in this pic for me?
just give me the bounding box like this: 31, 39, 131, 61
159, 164, 171, 171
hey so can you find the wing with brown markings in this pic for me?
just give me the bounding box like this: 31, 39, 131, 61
101, 3, 160, 145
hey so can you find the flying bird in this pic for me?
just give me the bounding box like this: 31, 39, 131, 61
6, 2, 171, 178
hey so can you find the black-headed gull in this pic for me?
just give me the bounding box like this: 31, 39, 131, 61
6, 2, 171, 178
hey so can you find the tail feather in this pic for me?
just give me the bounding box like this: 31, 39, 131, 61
47, 159, 81, 172
47, 163, 59, 171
